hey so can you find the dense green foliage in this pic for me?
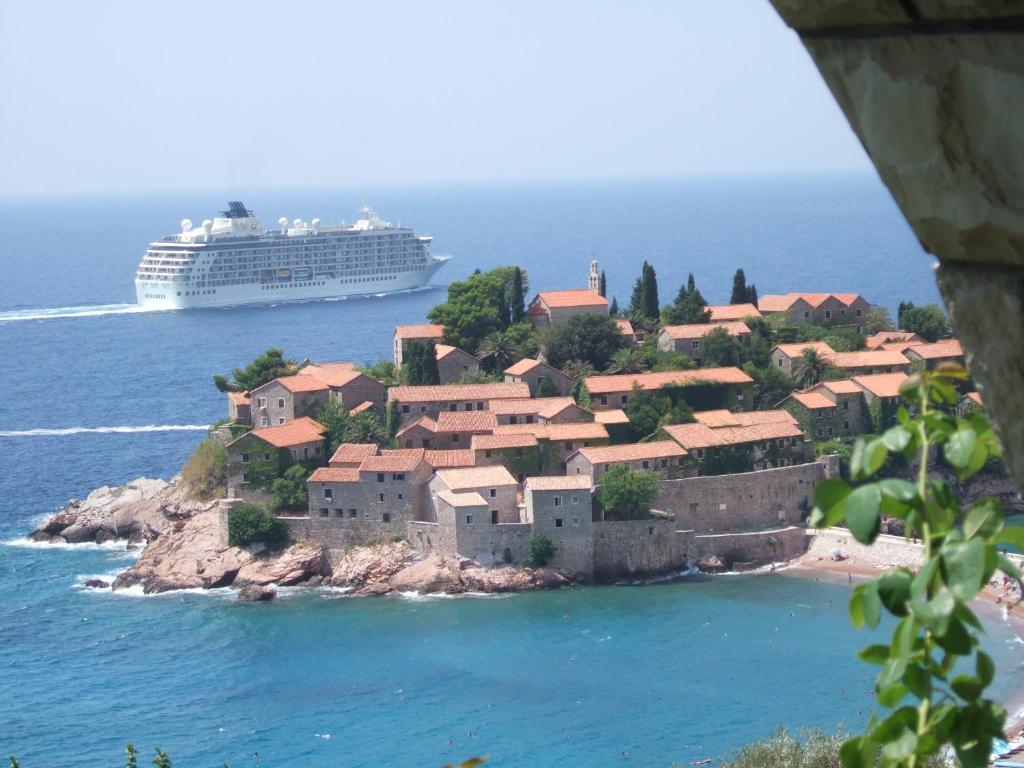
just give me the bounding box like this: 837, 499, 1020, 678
701, 325, 743, 367
793, 348, 831, 388
729, 268, 757, 306
477, 330, 524, 371
427, 267, 528, 351
810, 365, 1018, 768
180, 440, 227, 500
598, 269, 606, 298
524, 534, 557, 567
701, 444, 755, 476
864, 307, 896, 336
317, 400, 389, 453
824, 326, 867, 352
358, 359, 399, 386
627, 261, 660, 321
404, 340, 441, 385
743, 362, 795, 410
228, 503, 288, 548
542, 313, 624, 370
897, 303, 952, 343
718, 727, 948, 768
214, 348, 297, 393
662, 273, 711, 325
623, 383, 694, 440
536, 375, 559, 398
597, 463, 660, 520
269, 464, 310, 512
605, 346, 646, 374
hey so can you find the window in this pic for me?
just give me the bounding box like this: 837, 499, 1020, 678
382, 512, 391, 523
565, 442, 574, 451
397, 493, 403, 500
599, 396, 608, 405
278, 418, 286, 425
620, 394, 628, 405
692, 340, 700, 349
277, 398, 285, 408
490, 510, 499, 525
509, 416, 518, 425
719, 503, 727, 511
335, 509, 344, 518
242, 472, 250, 482
303, 447, 309, 460
241, 453, 250, 463
825, 310, 832, 320
555, 518, 563, 528
261, 417, 269, 426
377, 473, 385, 482
452, 433, 460, 443
291, 449, 299, 459
348, 509, 357, 518
324, 488, 333, 500
571, 496, 579, 504
840, 308, 846, 315
476, 402, 485, 411
844, 420, 850, 430
817, 428, 824, 437
489, 488, 497, 498
319, 508, 329, 517
465, 514, 474, 525
778, 358, 784, 367
449, 403, 458, 411
378, 493, 385, 502
572, 517, 580, 527
257, 397, 267, 407
402, 404, 410, 414
842, 400, 849, 410
515, 448, 524, 458
484, 450, 492, 458
554, 496, 562, 507
463, 403, 473, 411
392, 473, 404, 481
804, 311, 810, 319
827, 427, 833, 436
641, 460, 650, 469
856, 308, 863, 317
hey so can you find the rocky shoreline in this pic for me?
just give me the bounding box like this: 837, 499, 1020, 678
30, 477, 573, 600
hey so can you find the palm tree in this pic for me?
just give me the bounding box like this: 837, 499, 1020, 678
561, 359, 596, 382
604, 347, 646, 375
343, 411, 387, 446
793, 348, 830, 388
476, 331, 522, 372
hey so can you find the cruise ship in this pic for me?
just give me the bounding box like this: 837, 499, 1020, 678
135, 202, 450, 309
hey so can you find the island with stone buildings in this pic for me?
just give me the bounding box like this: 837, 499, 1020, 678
34, 261, 1001, 599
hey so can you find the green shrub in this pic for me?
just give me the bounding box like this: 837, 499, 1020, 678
524, 534, 556, 567
717, 727, 949, 768
180, 440, 227, 500
597, 463, 660, 519
269, 465, 309, 512
228, 504, 288, 549
502, 547, 514, 564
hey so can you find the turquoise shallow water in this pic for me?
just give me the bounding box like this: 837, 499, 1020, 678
2, 176, 1018, 766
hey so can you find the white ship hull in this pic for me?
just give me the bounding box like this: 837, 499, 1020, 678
135, 256, 448, 310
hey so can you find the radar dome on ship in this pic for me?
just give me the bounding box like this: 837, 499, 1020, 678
293, 218, 303, 228
311, 218, 320, 229
180, 218, 192, 232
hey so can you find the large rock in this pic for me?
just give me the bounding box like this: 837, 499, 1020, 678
329, 541, 416, 588
460, 565, 570, 592
386, 556, 464, 594
235, 541, 325, 586
237, 584, 276, 602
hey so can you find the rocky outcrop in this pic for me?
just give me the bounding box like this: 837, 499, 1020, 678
330, 541, 416, 589
237, 584, 276, 602
235, 541, 325, 587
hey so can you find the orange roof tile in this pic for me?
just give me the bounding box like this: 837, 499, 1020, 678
387, 382, 530, 404
395, 415, 438, 436
488, 397, 577, 416
435, 344, 479, 362
493, 422, 609, 441
394, 323, 444, 340
967, 391, 983, 406
471, 433, 539, 451
865, 331, 923, 350
759, 293, 864, 311
348, 401, 374, 416
526, 475, 593, 491
819, 379, 862, 395
661, 321, 751, 340
664, 420, 805, 450
708, 303, 762, 321
790, 391, 837, 410
504, 358, 545, 376
693, 409, 798, 428
297, 362, 362, 388
435, 466, 517, 490
329, 443, 379, 466
423, 449, 476, 468
593, 408, 631, 425
852, 373, 909, 398
244, 417, 326, 449
771, 341, 835, 359
829, 350, 910, 369
903, 340, 964, 360
308, 467, 360, 483
435, 410, 498, 433
358, 454, 425, 473
268, 375, 330, 394
535, 289, 608, 309
583, 367, 752, 395
227, 391, 251, 406
615, 318, 635, 336
573, 440, 686, 464
436, 490, 489, 508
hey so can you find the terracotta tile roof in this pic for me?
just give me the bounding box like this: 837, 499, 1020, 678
227, 391, 251, 405
903, 339, 964, 360
535, 289, 608, 309
758, 294, 797, 312
395, 415, 438, 436
573, 440, 687, 465
423, 449, 476, 468
693, 409, 798, 428
436, 490, 488, 508
615, 318, 635, 336
967, 391, 983, 405
434, 466, 517, 490
504, 358, 545, 376
435, 410, 498, 433
593, 408, 630, 425
298, 362, 361, 388
829, 350, 910, 369
852, 373, 909, 398
526, 475, 593, 491
387, 382, 530, 404
394, 323, 444, 340
790, 391, 837, 410
244, 417, 326, 448
471, 433, 539, 451
537, 399, 581, 420
819, 379, 862, 395
865, 331, 923, 350
435, 344, 479, 362
348, 401, 374, 416
358, 454, 425, 473
661, 321, 751, 340
759, 293, 864, 311
583, 367, 753, 395
270, 375, 330, 394
493, 422, 609, 441
664, 419, 805, 450
308, 467, 360, 483
489, 397, 576, 416
329, 443, 380, 466
881, 341, 924, 352
708, 303, 762, 321
771, 341, 836, 359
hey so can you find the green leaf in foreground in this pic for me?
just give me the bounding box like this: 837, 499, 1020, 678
845, 484, 882, 544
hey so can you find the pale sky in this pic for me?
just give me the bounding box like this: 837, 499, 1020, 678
0, 1, 870, 196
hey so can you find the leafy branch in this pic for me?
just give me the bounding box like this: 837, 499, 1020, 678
809, 364, 1022, 767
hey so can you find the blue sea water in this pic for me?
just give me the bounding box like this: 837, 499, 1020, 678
2, 175, 1019, 767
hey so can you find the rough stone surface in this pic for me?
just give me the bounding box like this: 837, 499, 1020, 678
234, 541, 325, 586
329, 541, 417, 588
237, 584, 277, 602
83, 579, 110, 589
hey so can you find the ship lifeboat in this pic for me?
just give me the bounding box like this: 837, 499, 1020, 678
277, 268, 291, 278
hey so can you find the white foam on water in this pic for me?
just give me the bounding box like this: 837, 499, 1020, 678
394, 590, 514, 602
0, 424, 209, 437
72, 571, 124, 590
0, 303, 166, 323
2, 537, 138, 555
109, 583, 236, 599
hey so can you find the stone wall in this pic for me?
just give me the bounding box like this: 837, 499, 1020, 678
591, 519, 688, 581
335, 376, 386, 411
526, 487, 594, 576
688, 526, 807, 567
408, 521, 457, 558
654, 460, 828, 533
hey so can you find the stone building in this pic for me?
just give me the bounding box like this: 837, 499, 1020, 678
757, 292, 870, 329
432, 410, 498, 450
707, 303, 762, 323
428, 466, 520, 526
849, 373, 909, 433
395, 416, 439, 449
470, 433, 541, 481
827, 349, 911, 377
780, 379, 871, 440
488, 397, 592, 425
387, 381, 530, 422
435, 344, 480, 384
903, 340, 965, 371
524, 476, 595, 576
503, 358, 577, 396
494, 422, 610, 472
393, 324, 445, 367
249, 365, 384, 428
663, 410, 809, 474
527, 289, 608, 328
565, 440, 691, 483
583, 367, 754, 412
226, 391, 251, 424
865, 331, 924, 350
226, 417, 327, 501
769, 341, 836, 378
656, 321, 751, 364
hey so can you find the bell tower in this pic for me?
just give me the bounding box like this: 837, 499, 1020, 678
589, 260, 600, 293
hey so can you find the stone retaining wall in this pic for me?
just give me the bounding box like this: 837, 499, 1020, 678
592, 519, 688, 581
689, 526, 807, 567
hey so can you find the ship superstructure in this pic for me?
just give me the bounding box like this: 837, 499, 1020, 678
135, 202, 449, 309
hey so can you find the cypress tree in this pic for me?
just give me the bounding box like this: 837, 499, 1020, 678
609, 296, 619, 316
599, 270, 607, 298
511, 267, 525, 323
687, 273, 696, 295
628, 276, 644, 316
497, 285, 511, 329
747, 283, 758, 305
641, 262, 659, 320
730, 269, 748, 305
422, 341, 440, 385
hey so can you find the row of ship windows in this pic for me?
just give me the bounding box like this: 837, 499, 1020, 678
259, 276, 398, 290
262, 282, 327, 290
142, 293, 168, 300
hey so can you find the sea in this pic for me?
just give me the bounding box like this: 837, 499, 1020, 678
2, 175, 1021, 768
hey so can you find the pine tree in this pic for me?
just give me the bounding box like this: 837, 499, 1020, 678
599, 269, 607, 298
609, 296, 619, 316
687, 273, 696, 294
730, 269, 748, 305
628, 276, 644, 316
510, 267, 525, 323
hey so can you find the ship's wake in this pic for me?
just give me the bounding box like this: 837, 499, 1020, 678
0, 302, 165, 323
0, 424, 210, 438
